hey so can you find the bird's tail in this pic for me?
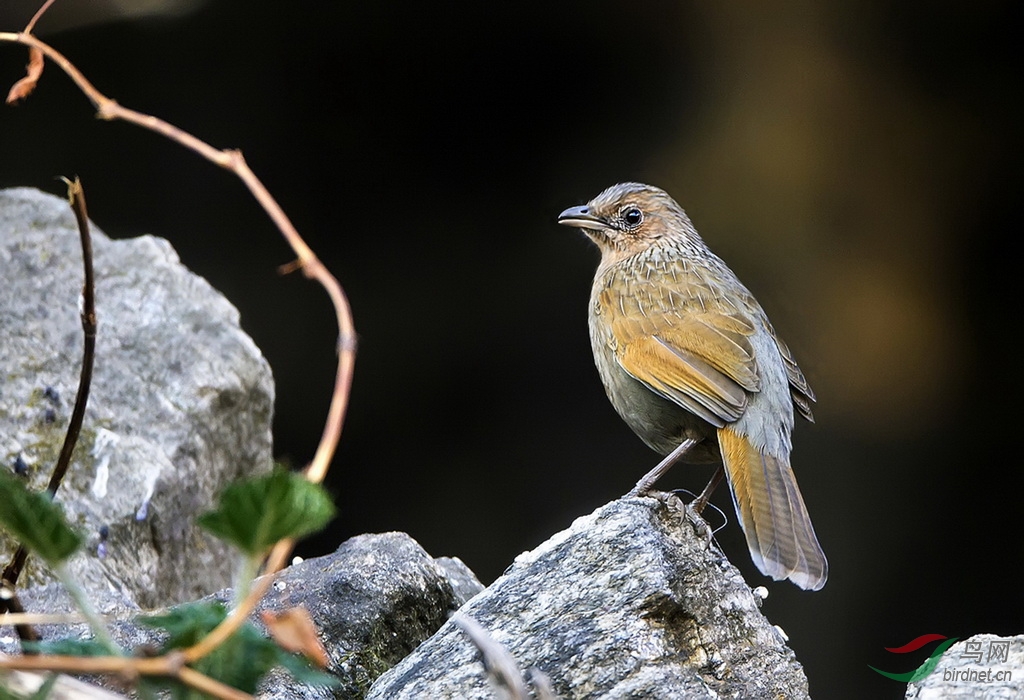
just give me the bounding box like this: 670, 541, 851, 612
717, 426, 828, 590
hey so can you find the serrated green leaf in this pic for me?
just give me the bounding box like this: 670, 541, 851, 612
0, 470, 82, 563
199, 622, 282, 693
197, 470, 335, 555
24, 638, 112, 657
139, 600, 229, 648
140, 600, 303, 695
136, 600, 341, 696
136, 602, 228, 700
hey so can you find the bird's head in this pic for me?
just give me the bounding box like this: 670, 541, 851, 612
557, 182, 703, 264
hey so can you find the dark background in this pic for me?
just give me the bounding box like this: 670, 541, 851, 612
2, 1, 1021, 697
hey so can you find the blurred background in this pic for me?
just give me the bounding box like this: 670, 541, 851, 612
2, 1, 1020, 697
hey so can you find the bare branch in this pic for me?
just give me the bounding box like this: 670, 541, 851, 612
24, 0, 58, 34
0, 651, 253, 700
0, 177, 99, 652
453, 615, 533, 700
0, 587, 40, 652
182, 537, 295, 664
1, 20, 356, 689
0, 27, 355, 494
0, 611, 88, 626
49, 177, 97, 499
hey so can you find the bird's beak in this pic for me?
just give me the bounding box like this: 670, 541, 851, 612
557, 205, 605, 231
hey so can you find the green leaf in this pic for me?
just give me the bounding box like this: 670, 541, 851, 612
139, 600, 338, 695
24, 638, 112, 657
199, 622, 282, 694
197, 470, 335, 555
0, 470, 82, 563
138, 601, 230, 700
139, 600, 230, 648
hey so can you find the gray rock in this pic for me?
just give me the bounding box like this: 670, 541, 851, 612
367, 496, 809, 700
905, 634, 1024, 700
435, 556, 486, 606
251, 532, 485, 699
0, 186, 274, 607
6, 531, 484, 699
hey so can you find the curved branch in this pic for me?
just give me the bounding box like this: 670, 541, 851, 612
1, 25, 356, 672
0, 31, 353, 504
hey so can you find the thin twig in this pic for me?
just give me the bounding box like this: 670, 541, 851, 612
0, 30, 355, 490
0, 654, 158, 674
0, 554, 28, 598
49, 177, 97, 499
181, 538, 294, 664
1, 15, 356, 684
0, 178, 99, 650
175, 666, 253, 700
0, 653, 252, 700
0, 611, 89, 626
23, 0, 58, 34
0, 590, 40, 651
453, 615, 533, 700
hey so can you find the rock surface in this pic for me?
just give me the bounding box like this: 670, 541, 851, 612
2, 186, 814, 699
3, 532, 484, 700
0, 186, 275, 607
252, 532, 485, 698
367, 495, 810, 700
905, 634, 1024, 700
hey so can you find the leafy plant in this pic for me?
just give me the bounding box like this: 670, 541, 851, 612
0, 470, 82, 565
198, 469, 336, 606
198, 469, 335, 556
2, 5, 354, 695
0, 468, 338, 697
138, 601, 338, 698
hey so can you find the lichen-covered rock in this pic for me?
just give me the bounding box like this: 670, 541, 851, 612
1, 186, 274, 607
367, 496, 809, 700
5, 532, 485, 700
253, 532, 485, 698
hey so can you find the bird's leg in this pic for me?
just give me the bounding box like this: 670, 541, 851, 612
625, 437, 701, 498
689, 464, 724, 515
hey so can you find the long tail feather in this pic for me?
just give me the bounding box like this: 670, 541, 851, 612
717, 426, 828, 590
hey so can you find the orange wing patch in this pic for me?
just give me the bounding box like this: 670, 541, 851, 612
618, 335, 746, 428
603, 281, 762, 428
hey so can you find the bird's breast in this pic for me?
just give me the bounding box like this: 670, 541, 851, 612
587, 261, 722, 460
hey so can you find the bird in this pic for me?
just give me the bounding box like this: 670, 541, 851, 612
558, 182, 827, 591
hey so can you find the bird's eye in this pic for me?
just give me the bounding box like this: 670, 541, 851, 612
622, 207, 643, 228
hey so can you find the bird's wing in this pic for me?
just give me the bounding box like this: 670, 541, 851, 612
765, 322, 816, 422
600, 281, 761, 429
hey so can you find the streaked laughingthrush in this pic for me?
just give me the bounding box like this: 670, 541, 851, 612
559, 182, 827, 591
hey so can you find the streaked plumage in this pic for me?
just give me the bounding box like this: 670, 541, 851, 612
559, 182, 827, 590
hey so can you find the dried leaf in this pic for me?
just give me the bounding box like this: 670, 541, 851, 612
6, 47, 44, 105
260, 607, 329, 668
